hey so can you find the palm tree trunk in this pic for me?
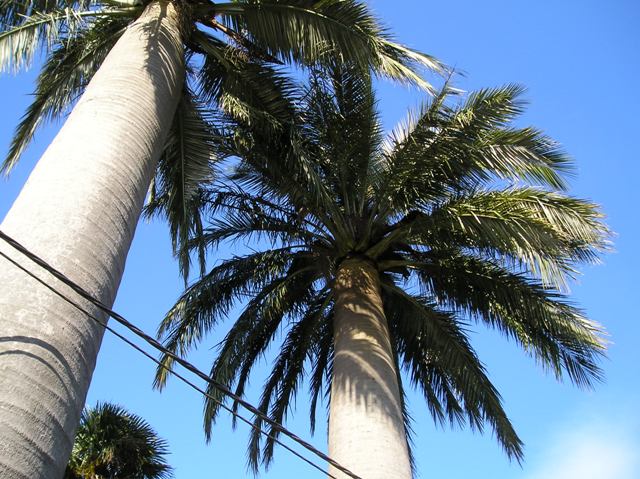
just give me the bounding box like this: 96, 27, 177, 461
328, 258, 412, 479
0, 2, 183, 477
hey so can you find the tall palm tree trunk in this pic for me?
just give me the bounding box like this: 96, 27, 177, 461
0, 2, 183, 477
328, 258, 412, 479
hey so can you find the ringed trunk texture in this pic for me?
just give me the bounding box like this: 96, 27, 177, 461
328, 259, 412, 479
0, 2, 183, 477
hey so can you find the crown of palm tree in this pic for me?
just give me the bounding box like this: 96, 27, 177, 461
0, 0, 443, 278
155, 67, 610, 471
65, 402, 172, 479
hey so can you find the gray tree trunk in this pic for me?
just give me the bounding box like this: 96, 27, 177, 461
328, 259, 412, 479
0, 2, 183, 477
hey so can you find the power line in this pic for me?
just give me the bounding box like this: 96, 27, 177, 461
0, 229, 362, 479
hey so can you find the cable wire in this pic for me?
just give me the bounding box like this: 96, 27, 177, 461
0, 229, 362, 479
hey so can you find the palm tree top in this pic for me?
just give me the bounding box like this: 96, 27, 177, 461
66, 402, 173, 479
155, 67, 610, 471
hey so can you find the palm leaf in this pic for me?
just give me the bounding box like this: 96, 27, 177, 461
424, 187, 610, 287
250, 289, 329, 471
211, 0, 442, 89
192, 29, 297, 129
0, 6, 135, 73
145, 87, 221, 280
382, 283, 524, 461
154, 248, 296, 389
412, 252, 605, 388
201, 264, 317, 440
2, 13, 129, 173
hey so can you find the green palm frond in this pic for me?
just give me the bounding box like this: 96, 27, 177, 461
424, 187, 609, 288
195, 204, 321, 249
412, 252, 605, 387
374, 38, 443, 93
376, 84, 572, 214
382, 284, 524, 461
154, 248, 296, 389
249, 290, 330, 471
211, 0, 443, 90
2, 13, 128, 174
0, 0, 94, 28
0, 5, 136, 73
304, 65, 381, 216
192, 29, 297, 129
201, 265, 318, 440
308, 316, 333, 434
145, 87, 221, 280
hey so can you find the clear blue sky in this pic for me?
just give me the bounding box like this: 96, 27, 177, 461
1, 1, 639, 478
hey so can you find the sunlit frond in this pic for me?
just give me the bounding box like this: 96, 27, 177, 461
211, 0, 441, 89
2, 13, 129, 174
0, 6, 135, 73
423, 187, 610, 288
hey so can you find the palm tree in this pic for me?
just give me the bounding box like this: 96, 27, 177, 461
0, 2, 441, 477
155, 68, 610, 479
65, 402, 172, 479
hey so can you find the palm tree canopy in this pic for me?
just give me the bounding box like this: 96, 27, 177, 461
65, 402, 172, 479
156, 67, 610, 471
0, 0, 443, 278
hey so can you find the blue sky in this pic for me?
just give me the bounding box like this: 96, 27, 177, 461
1, 1, 639, 478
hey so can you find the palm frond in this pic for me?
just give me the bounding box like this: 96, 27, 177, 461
154, 248, 296, 390
374, 38, 443, 93
0, 6, 135, 73
0, 0, 94, 28
192, 29, 297, 129
412, 252, 606, 388
194, 203, 324, 250
303, 64, 380, 217
211, 0, 441, 89
201, 264, 318, 440
308, 314, 333, 435
382, 283, 524, 461
423, 187, 610, 288
2, 13, 129, 174
377, 84, 573, 213
249, 290, 330, 471
145, 87, 221, 280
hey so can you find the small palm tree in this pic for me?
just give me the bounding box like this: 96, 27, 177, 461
156, 68, 610, 478
65, 403, 172, 479
0, 2, 441, 476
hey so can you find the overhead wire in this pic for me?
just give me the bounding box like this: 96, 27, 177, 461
0, 229, 362, 479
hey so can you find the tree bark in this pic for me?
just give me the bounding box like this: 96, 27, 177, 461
0, 2, 183, 477
328, 258, 412, 479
